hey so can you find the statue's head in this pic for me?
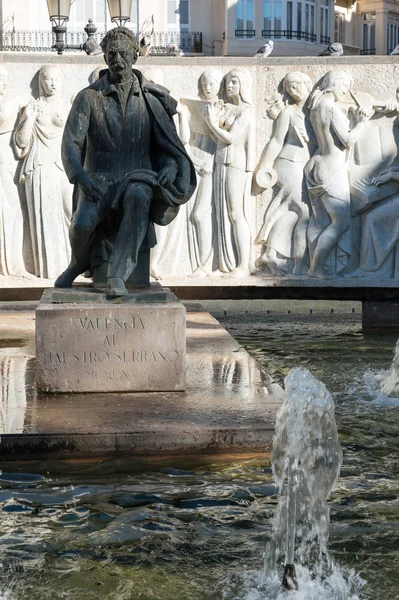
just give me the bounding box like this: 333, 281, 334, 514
308, 69, 352, 110
199, 68, 223, 102
224, 68, 253, 106
319, 69, 352, 100
283, 71, 312, 104
38, 65, 62, 98
101, 27, 139, 82
0, 66, 8, 96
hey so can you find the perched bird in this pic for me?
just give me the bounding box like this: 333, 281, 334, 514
139, 34, 152, 57
318, 42, 343, 57
166, 43, 185, 57
253, 40, 274, 58
390, 44, 399, 55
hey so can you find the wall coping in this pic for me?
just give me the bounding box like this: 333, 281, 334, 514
0, 52, 397, 67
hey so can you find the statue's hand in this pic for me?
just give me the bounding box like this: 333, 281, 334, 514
383, 102, 398, 113
76, 172, 102, 202
24, 99, 37, 119
157, 164, 178, 186
357, 105, 374, 121
372, 172, 391, 187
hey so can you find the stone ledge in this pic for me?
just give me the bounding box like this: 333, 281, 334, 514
0, 306, 283, 460
1, 52, 397, 66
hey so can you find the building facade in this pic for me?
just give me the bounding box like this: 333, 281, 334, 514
0, 0, 397, 55
335, 0, 399, 55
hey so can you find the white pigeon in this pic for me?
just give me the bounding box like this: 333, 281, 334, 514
390, 44, 399, 55
318, 42, 343, 56
166, 43, 185, 57
139, 34, 152, 57
253, 40, 274, 58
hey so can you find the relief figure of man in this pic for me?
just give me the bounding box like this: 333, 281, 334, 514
55, 27, 195, 295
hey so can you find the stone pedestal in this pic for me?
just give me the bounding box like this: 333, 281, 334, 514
36, 286, 186, 393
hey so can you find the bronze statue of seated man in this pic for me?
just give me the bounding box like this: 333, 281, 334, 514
55, 27, 195, 295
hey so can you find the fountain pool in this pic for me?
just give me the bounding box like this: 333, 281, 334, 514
0, 302, 398, 600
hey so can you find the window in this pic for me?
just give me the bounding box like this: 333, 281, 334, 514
320, 0, 330, 44
262, 0, 315, 40
69, 0, 106, 31
334, 12, 345, 44
167, 0, 189, 32
388, 13, 399, 54
236, 0, 255, 38
361, 12, 376, 55
263, 0, 282, 38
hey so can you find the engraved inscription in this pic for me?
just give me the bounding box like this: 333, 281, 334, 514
42, 349, 179, 366
78, 315, 145, 330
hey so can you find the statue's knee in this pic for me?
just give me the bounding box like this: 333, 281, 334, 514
124, 183, 152, 208
71, 218, 95, 238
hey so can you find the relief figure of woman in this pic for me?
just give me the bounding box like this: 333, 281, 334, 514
14, 65, 73, 279
178, 68, 223, 277
256, 71, 314, 276
0, 67, 28, 277
305, 69, 372, 278
204, 68, 255, 278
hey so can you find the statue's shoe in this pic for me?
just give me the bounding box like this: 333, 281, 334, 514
108, 277, 127, 296
54, 265, 82, 288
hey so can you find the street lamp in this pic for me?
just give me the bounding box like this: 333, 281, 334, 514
107, 0, 132, 27
46, 0, 99, 55
47, 0, 70, 53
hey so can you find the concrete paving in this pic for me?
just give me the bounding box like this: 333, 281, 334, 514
0, 304, 283, 460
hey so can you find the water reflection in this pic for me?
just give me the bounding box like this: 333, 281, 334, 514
0, 357, 35, 434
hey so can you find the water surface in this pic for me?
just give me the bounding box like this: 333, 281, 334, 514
0, 304, 398, 600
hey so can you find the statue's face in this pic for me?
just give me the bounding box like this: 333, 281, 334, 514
201, 75, 220, 101
41, 69, 61, 96
105, 35, 136, 82
0, 75, 7, 96
333, 77, 350, 100
286, 80, 308, 103
226, 75, 240, 100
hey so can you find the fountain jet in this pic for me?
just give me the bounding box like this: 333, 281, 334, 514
266, 367, 343, 591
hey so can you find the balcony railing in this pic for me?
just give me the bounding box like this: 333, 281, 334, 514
149, 31, 202, 53
360, 48, 376, 55
262, 29, 317, 42
0, 29, 105, 52
342, 43, 360, 55
0, 29, 203, 53
319, 35, 331, 44
235, 29, 256, 38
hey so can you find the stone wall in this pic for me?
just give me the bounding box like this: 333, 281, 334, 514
1, 53, 399, 289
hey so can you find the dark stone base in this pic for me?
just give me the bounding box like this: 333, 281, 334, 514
363, 301, 399, 329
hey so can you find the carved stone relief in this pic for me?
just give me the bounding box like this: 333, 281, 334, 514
178, 68, 222, 277
256, 71, 314, 276
0, 67, 28, 277
2, 60, 399, 286
256, 68, 399, 281
205, 68, 255, 278
14, 65, 73, 280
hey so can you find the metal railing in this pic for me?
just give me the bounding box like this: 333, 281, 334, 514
0, 29, 105, 52
0, 29, 203, 53
235, 29, 256, 38
319, 35, 331, 44
149, 31, 202, 53
342, 43, 360, 55
360, 48, 376, 55
262, 29, 316, 42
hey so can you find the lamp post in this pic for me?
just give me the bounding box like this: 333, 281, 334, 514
46, 0, 100, 55
106, 0, 132, 27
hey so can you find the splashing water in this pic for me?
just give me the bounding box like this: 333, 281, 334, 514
259, 367, 363, 598
380, 337, 399, 397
